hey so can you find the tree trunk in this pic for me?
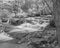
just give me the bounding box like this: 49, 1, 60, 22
53, 0, 60, 46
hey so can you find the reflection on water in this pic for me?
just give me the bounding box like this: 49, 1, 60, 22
0, 42, 28, 48
0, 43, 19, 48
